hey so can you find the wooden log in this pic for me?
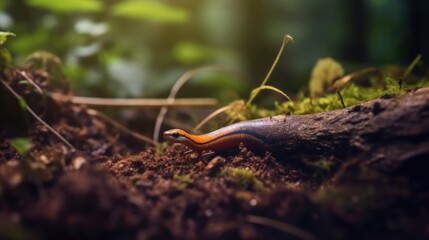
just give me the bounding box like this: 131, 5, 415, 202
264, 88, 429, 171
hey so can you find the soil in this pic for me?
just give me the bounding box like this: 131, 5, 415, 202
0, 67, 428, 240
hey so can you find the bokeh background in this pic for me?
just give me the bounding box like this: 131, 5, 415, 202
1, 0, 428, 102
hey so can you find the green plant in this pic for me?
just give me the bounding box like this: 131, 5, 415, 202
0, 31, 15, 70
220, 167, 264, 191
173, 173, 193, 190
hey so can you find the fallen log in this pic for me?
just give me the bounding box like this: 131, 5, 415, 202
261, 87, 429, 171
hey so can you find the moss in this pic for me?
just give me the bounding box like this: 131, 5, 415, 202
281, 74, 427, 115
128, 174, 141, 183
312, 165, 411, 215
313, 185, 378, 211
0, 221, 33, 240
155, 142, 168, 155
223, 67, 429, 123
309, 58, 345, 98
303, 158, 337, 180
173, 173, 193, 190
220, 167, 264, 191
282, 83, 382, 115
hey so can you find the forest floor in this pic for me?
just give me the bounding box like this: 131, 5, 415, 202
0, 67, 428, 240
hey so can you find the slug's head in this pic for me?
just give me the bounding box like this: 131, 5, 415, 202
163, 129, 189, 144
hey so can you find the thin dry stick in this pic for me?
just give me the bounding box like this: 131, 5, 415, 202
247, 215, 318, 240
250, 85, 293, 103
192, 105, 232, 133
86, 109, 160, 147
153, 65, 244, 142
246, 35, 293, 106
402, 54, 422, 81
1, 79, 75, 150
17, 70, 45, 97
330, 67, 383, 91
17, 70, 48, 115
50, 93, 218, 108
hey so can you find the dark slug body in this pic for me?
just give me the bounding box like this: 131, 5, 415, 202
164, 108, 359, 158
196, 118, 280, 151
163, 115, 312, 154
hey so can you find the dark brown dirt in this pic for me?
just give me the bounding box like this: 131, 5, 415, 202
0, 67, 428, 240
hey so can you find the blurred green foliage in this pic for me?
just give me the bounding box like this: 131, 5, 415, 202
220, 167, 265, 191
8, 137, 32, 157
112, 1, 189, 23
0, 31, 14, 69
0, 31, 14, 44
0, 0, 427, 102
27, 0, 102, 13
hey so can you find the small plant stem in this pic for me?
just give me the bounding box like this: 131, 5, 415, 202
246, 35, 293, 106
402, 54, 421, 82
1, 79, 75, 150
336, 89, 346, 108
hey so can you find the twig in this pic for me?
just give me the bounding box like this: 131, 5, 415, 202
1, 78, 75, 150
330, 67, 383, 91
402, 54, 422, 82
50, 93, 218, 108
192, 105, 232, 132
247, 215, 318, 240
16, 70, 48, 116
17, 70, 45, 98
86, 109, 160, 147
153, 65, 244, 142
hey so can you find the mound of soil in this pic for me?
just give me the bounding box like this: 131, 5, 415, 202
0, 67, 428, 240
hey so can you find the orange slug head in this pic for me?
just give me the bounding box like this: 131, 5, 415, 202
163, 129, 190, 144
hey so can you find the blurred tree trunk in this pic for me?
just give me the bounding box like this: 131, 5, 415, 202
408, 0, 429, 62
344, 0, 366, 62
240, 0, 272, 87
